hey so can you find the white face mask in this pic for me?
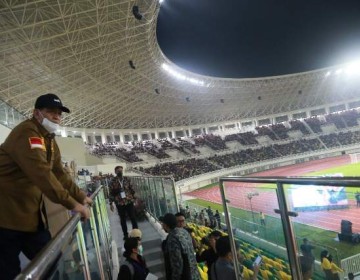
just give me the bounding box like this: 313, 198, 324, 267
39, 111, 60, 133
138, 245, 143, 256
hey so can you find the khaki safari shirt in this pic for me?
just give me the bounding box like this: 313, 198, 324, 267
0, 118, 86, 232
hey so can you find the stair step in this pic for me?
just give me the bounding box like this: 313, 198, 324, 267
147, 258, 163, 268
142, 239, 162, 249
154, 271, 165, 279
143, 246, 163, 255
149, 262, 165, 275
110, 216, 167, 280
144, 250, 163, 262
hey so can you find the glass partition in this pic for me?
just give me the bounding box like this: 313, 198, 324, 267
15, 186, 113, 280
0, 99, 26, 129
129, 176, 178, 219
184, 177, 360, 279
215, 177, 360, 280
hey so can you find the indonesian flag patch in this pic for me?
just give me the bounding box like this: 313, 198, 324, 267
29, 137, 45, 150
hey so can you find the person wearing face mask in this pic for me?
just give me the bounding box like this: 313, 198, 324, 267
0, 93, 92, 280
118, 237, 149, 280
109, 165, 138, 239
129, 229, 144, 256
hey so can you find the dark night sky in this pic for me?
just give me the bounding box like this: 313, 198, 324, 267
156, 0, 360, 78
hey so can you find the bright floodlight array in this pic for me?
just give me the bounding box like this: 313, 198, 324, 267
325, 60, 360, 77
162, 63, 206, 86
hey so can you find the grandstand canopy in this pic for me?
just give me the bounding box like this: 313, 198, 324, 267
1, 1, 360, 129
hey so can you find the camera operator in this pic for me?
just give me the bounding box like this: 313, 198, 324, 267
196, 230, 222, 279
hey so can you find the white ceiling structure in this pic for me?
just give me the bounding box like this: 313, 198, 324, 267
1, 0, 360, 129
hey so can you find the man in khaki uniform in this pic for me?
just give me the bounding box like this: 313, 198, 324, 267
0, 93, 91, 280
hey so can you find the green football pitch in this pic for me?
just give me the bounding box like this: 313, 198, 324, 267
186, 162, 360, 260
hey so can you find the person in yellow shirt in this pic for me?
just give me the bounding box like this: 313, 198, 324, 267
259, 211, 266, 226
320, 250, 342, 280
328, 254, 343, 280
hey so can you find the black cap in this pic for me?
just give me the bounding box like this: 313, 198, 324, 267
158, 213, 177, 229
209, 230, 222, 238
35, 93, 70, 113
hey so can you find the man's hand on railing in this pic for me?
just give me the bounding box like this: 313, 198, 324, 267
73, 203, 91, 221
83, 196, 93, 206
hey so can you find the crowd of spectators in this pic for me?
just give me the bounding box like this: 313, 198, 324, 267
194, 134, 227, 150
86, 109, 360, 176
88, 143, 143, 162
139, 128, 360, 180
304, 117, 324, 133
88, 140, 171, 162
319, 131, 360, 148
325, 110, 359, 129
174, 138, 201, 154
138, 158, 219, 181
127, 140, 171, 159
288, 119, 311, 135
157, 138, 191, 156
223, 109, 360, 146
224, 131, 259, 145
256, 126, 278, 140
269, 123, 289, 139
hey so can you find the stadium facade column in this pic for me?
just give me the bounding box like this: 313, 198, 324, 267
154, 131, 159, 139
60, 128, 67, 137
119, 133, 124, 143
137, 132, 141, 141
187, 129, 192, 137
101, 132, 106, 144
81, 131, 86, 142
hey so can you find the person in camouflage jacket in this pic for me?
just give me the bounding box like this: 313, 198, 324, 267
160, 213, 200, 280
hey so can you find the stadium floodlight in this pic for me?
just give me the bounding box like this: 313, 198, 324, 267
345, 61, 360, 75
159, 0, 164, 3
162, 63, 205, 86
335, 68, 343, 75
325, 71, 331, 77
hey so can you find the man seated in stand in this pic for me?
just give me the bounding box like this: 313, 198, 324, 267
196, 230, 222, 278
210, 236, 259, 280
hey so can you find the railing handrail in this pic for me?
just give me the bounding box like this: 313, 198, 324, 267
130, 175, 174, 180
221, 176, 360, 186
218, 176, 360, 280
15, 186, 103, 280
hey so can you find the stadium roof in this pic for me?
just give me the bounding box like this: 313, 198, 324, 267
1, 1, 360, 129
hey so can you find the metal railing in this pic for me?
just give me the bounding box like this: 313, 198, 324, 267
15, 185, 112, 280
218, 176, 360, 280
129, 175, 178, 219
